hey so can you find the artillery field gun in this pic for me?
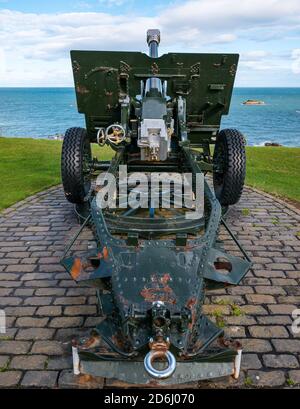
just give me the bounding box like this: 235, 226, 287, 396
60, 29, 251, 386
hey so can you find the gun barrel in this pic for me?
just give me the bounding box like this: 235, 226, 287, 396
149, 41, 158, 58
146, 29, 161, 90
147, 29, 160, 57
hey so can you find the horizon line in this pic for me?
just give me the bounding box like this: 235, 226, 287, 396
1, 86, 300, 89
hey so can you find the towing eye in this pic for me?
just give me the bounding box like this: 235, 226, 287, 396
144, 337, 176, 379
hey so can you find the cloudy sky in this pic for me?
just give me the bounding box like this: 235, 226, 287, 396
0, 0, 300, 87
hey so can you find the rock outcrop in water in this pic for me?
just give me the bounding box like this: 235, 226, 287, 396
243, 99, 265, 105
264, 142, 282, 146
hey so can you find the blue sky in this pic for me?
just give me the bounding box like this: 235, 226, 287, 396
0, 0, 300, 86
0, 0, 160, 15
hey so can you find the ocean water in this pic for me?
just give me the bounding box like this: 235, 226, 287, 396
222, 88, 300, 147
0, 87, 299, 146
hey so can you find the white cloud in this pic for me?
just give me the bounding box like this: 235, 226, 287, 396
0, 0, 300, 85
241, 51, 269, 60
205, 33, 237, 45
239, 50, 292, 72
99, 0, 130, 6
0, 48, 6, 77
74, 1, 93, 10
240, 60, 277, 71
159, 0, 300, 31
239, 50, 272, 70
291, 49, 300, 74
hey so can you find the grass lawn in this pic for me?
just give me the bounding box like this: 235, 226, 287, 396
0, 137, 299, 211
245, 146, 300, 204
0, 137, 111, 211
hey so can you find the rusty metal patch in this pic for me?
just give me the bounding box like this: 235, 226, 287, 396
140, 273, 176, 304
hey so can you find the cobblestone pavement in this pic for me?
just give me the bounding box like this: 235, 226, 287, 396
0, 185, 299, 389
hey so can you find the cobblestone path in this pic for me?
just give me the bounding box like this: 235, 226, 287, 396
0, 186, 299, 388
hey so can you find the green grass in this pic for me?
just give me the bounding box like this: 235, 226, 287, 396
212, 310, 226, 328
244, 376, 253, 387
0, 137, 112, 212
241, 208, 250, 216
0, 138, 299, 211
230, 303, 243, 317
286, 378, 295, 387
0, 137, 62, 211
245, 146, 300, 203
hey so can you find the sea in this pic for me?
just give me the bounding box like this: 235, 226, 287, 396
0, 87, 299, 146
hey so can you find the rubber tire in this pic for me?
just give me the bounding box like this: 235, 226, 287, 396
213, 128, 246, 206
61, 127, 91, 204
